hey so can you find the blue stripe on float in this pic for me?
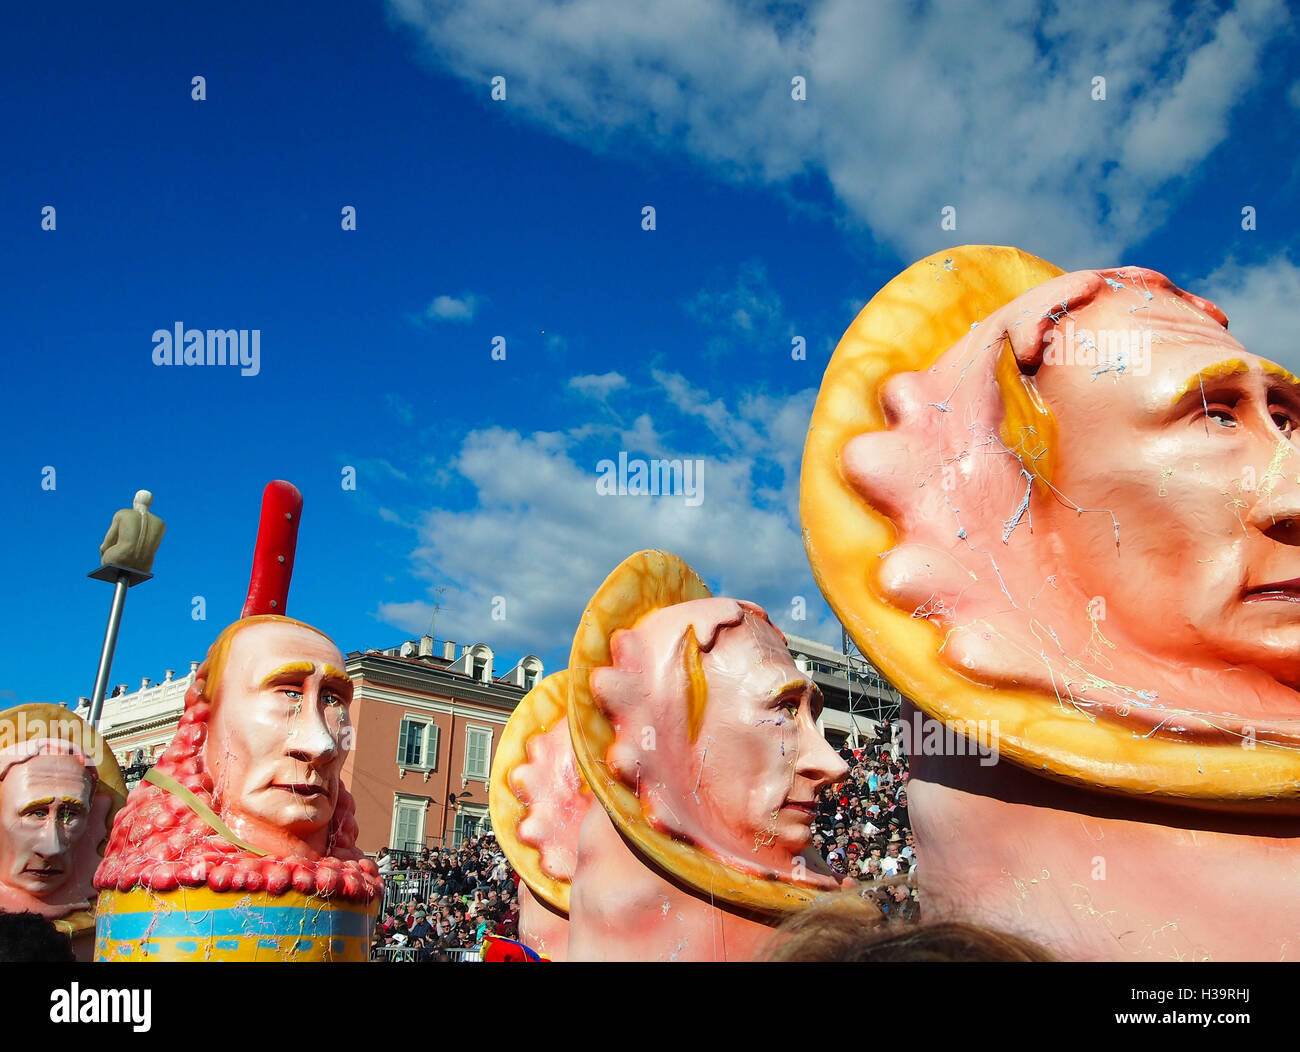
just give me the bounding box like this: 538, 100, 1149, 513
97, 904, 373, 941
97, 936, 367, 960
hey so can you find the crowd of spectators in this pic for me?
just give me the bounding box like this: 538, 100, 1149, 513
811, 732, 920, 922
371, 730, 917, 959
371, 834, 519, 961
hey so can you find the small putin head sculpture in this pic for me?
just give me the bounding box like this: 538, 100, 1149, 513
0, 705, 125, 942
564, 551, 852, 961
802, 245, 1300, 961
94, 482, 381, 961
489, 670, 593, 961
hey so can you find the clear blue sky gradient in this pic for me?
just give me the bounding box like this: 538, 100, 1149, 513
2, 1, 1297, 705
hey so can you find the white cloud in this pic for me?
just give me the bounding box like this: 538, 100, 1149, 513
686, 259, 783, 334
1197, 254, 1300, 373
425, 292, 481, 322
375, 600, 439, 634
378, 506, 416, 528
568, 371, 629, 400
387, 0, 1288, 267
375, 373, 841, 657
350, 457, 410, 483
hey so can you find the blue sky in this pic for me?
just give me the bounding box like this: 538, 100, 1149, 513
2, 0, 1298, 706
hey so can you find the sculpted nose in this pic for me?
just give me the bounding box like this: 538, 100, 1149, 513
1246, 452, 1300, 543
798, 720, 849, 788
35, 817, 66, 857
287, 699, 340, 764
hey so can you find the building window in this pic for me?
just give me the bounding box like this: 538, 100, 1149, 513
453, 803, 490, 847
397, 716, 439, 770
524, 667, 540, 690
391, 796, 427, 853
464, 725, 492, 780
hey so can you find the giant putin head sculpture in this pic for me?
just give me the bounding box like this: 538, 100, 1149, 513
802, 245, 1300, 960
563, 551, 852, 961
0, 705, 124, 940
94, 482, 381, 961
489, 669, 592, 961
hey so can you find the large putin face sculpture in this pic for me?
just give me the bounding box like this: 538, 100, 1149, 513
563, 551, 851, 961
802, 245, 1300, 961
94, 615, 381, 961
489, 670, 593, 961
0, 705, 125, 937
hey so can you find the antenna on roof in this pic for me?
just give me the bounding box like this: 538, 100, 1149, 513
425, 585, 448, 639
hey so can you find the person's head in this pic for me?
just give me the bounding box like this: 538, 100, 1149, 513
0, 747, 95, 901
0, 911, 76, 962
201, 615, 352, 856
132, 489, 153, 511
761, 897, 1054, 963
591, 596, 848, 887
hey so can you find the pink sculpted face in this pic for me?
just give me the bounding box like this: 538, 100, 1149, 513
840, 266, 1300, 743
0, 754, 94, 901
592, 597, 848, 888
1035, 298, 1300, 685
514, 719, 591, 881
204, 621, 353, 857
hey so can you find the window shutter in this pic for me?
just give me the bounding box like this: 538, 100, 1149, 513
396, 719, 410, 764
427, 723, 440, 770
465, 727, 491, 779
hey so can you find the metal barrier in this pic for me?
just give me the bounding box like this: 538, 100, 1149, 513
371, 945, 420, 962
381, 870, 436, 912
370, 944, 482, 962
444, 947, 482, 963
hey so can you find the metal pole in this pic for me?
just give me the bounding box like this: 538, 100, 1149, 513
88, 574, 129, 728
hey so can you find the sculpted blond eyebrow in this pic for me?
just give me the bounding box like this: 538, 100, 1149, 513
21, 797, 85, 810
1262, 360, 1300, 391
260, 661, 315, 686
1167, 359, 1249, 407
774, 679, 823, 715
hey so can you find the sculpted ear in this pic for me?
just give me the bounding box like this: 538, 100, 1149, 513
681, 626, 707, 743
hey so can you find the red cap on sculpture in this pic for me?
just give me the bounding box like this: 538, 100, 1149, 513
240, 480, 302, 618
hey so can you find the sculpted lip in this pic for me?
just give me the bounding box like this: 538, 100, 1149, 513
782, 800, 817, 818
272, 782, 328, 797
1244, 579, 1300, 602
